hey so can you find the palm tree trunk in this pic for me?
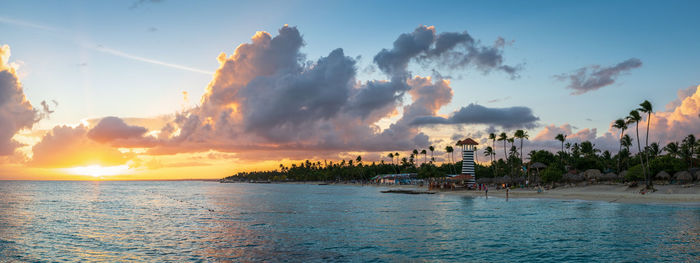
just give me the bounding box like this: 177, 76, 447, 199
492, 139, 496, 161
618, 129, 624, 173
492, 139, 497, 176
560, 141, 564, 167
520, 138, 524, 175
635, 124, 648, 187
645, 113, 652, 188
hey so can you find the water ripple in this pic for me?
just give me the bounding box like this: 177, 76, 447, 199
0, 181, 698, 262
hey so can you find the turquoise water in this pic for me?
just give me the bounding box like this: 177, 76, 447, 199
0, 181, 698, 262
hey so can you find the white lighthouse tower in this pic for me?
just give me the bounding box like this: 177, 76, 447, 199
456, 138, 478, 186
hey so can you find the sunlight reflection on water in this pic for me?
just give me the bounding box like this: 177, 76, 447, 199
0, 181, 698, 262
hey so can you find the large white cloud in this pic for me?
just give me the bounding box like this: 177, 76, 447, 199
141, 25, 527, 158
0, 45, 38, 155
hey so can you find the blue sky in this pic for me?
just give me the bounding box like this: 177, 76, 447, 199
3, 0, 699, 133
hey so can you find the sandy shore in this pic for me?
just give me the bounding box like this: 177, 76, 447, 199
285, 181, 700, 204
441, 184, 700, 204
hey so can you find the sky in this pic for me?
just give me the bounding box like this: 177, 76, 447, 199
1, 0, 699, 180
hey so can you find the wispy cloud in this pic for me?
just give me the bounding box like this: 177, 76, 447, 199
95, 46, 212, 75
129, 0, 164, 10
0, 16, 212, 75
555, 58, 642, 95
0, 16, 59, 32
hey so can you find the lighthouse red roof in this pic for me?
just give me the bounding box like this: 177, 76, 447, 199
456, 138, 479, 145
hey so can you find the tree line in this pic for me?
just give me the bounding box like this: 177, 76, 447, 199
223, 100, 698, 185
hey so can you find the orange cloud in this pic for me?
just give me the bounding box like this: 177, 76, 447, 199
533, 123, 596, 142
30, 125, 132, 168
644, 85, 700, 144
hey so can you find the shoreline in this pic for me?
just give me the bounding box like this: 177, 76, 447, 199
276, 181, 700, 205
442, 185, 700, 205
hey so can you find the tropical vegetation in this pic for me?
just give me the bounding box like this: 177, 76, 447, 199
224, 100, 699, 186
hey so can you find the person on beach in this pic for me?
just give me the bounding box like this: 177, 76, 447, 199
485, 185, 488, 198
506, 187, 509, 200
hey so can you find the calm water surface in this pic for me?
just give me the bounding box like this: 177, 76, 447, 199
0, 181, 698, 262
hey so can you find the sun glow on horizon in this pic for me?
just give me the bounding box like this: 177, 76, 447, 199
63, 164, 131, 178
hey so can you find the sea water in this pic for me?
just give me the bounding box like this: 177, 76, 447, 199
0, 181, 698, 262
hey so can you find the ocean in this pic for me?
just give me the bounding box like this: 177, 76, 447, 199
0, 181, 698, 262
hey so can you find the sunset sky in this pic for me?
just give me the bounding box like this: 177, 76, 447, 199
1, 0, 699, 180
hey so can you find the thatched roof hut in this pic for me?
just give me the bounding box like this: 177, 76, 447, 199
476, 177, 494, 184
582, 169, 602, 179
674, 171, 693, 183
495, 176, 511, 185
563, 173, 584, 183
600, 172, 618, 181
655, 171, 671, 180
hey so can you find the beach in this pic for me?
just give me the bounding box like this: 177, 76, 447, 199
297, 181, 700, 204
443, 184, 700, 204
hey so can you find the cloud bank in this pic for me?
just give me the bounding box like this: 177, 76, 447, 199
374, 26, 521, 79
135, 25, 527, 158
10, 25, 528, 165
411, 103, 539, 129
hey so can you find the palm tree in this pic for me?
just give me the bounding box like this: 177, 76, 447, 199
621, 135, 632, 152
429, 145, 435, 163
648, 143, 660, 158
489, 133, 497, 161
498, 133, 508, 162
445, 146, 455, 174
638, 100, 653, 178
514, 130, 529, 171
412, 149, 419, 164
507, 138, 515, 157
484, 146, 494, 163
613, 118, 628, 173
420, 149, 427, 165
387, 153, 394, 165
627, 110, 648, 188
682, 134, 696, 168
664, 141, 680, 158
555, 133, 566, 167
555, 133, 566, 153
509, 145, 518, 159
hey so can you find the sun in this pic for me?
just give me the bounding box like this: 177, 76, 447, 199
64, 165, 131, 178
